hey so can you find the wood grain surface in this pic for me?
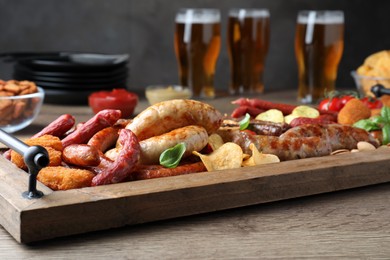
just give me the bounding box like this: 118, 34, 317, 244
0, 183, 389, 259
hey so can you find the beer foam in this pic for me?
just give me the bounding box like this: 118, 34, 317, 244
176, 9, 220, 24
229, 9, 270, 18
297, 11, 344, 24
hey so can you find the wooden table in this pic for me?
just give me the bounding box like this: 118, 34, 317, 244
1, 92, 389, 258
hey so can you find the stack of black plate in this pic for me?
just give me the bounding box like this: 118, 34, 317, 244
11, 53, 129, 104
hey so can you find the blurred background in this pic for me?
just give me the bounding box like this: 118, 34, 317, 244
0, 0, 389, 97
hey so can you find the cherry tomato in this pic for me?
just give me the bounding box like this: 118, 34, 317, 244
318, 97, 342, 112
318, 95, 355, 112
339, 95, 355, 107
88, 89, 138, 118
360, 96, 383, 109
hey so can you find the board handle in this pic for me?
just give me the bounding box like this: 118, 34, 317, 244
371, 84, 390, 97
0, 129, 49, 199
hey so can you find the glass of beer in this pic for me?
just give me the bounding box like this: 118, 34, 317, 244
174, 8, 221, 98
295, 10, 344, 104
227, 8, 270, 95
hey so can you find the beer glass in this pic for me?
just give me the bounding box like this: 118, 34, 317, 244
295, 10, 344, 104
174, 8, 221, 98
227, 9, 270, 94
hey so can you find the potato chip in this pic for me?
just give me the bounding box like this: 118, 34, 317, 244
291, 105, 320, 118
284, 114, 299, 124
193, 142, 243, 171
242, 143, 280, 167
255, 109, 284, 123
208, 133, 224, 151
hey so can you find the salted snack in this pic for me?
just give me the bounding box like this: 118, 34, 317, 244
10, 135, 63, 170
357, 50, 390, 77
0, 79, 44, 133
337, 98, 371, 125
0, 79, 38, 96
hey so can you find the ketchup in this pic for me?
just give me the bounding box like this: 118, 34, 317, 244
88, 89, 138, 118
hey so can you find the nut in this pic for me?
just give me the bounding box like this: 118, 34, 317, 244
357, 141, 376, 151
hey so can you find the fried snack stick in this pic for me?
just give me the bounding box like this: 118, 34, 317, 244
62, 109, 121, 147
10, 135, 63, 170
37, 166, 94, 190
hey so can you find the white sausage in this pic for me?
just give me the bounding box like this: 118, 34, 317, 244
126, 99, 222, 141
139, 125, 208, 165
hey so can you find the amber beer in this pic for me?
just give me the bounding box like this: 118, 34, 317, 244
174, 9, 221, 98
295, 10, 344, 103
227, 9, 270, 94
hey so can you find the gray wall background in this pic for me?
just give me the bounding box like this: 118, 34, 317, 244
0, 0, 389, 97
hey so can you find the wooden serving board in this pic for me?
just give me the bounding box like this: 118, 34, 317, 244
1, 148, 390, 243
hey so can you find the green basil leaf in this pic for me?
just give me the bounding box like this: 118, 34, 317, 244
380, 106, 390, 123
239, 113, 251, 130
353, 119, 381, 131
159, 142, 186, 168
382, 124, 390, 145
371, 115, 386, 125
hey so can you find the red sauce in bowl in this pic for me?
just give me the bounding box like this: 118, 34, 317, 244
88, 89, 138, 118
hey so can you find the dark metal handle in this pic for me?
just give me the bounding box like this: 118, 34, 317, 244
371, 84, 390, 97
0, 129, 49, 199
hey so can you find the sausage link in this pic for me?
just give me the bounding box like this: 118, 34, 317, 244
62, 109, 121, 147
139, 125, 209, 165
218, 124, 379, 161
133, 161, 206, 180
281, 124, 380, 149
126, 99, 222, 140
91, 129, 140, 186
33, 114, 75, 138
87, 127, 119, 152
62, 144, 101, 167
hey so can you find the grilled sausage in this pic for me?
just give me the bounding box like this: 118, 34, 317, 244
126, 99, 223, 141
280, 124, 380, 149
218, 124, 379, 161
132, 161, 206, 180
62, 144, 101, 167
139, 125, 208, 165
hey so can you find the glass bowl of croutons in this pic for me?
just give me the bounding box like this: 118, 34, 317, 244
352, 50, 390, 97
351, 71, 390, 97
0, 80, 44, 133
